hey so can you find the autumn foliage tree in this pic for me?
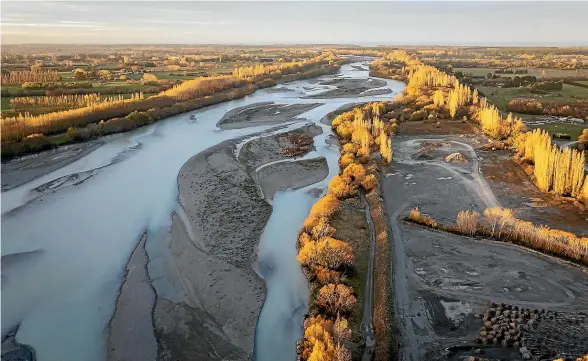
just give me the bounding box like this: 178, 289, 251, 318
1, 70, 61, 85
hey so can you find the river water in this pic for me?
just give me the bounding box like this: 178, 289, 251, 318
1, 61, 404, 361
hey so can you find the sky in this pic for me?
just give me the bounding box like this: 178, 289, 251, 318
1, 1, 587, 46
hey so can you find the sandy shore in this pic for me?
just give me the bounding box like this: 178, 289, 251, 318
1, 141, 103, 191
217, 102, 323, 129
257, 157, 328, 200
107, 235, 157, 361
238, 124, 322, 169
304, 78, 388, 99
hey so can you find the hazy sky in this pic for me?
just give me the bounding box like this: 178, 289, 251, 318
2, 1, 587, 45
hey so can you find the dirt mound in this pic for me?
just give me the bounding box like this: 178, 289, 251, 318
421, 141, 452, 148
415, 152, 434, 161
445, 152, 468, 163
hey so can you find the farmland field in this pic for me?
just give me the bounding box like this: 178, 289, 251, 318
454, 67, 588, 79
528, 122, 587, 139
475, 83, 588, 110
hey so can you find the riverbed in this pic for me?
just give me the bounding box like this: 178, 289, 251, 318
1, 61, 405, 361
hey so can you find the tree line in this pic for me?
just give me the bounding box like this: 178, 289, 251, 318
1, 53, 344, 159
1, 70, 61, 85
408, 207, 588, 266
9, 93, 143, 114
297, 102, 394, 361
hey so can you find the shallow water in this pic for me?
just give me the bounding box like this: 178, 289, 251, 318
1, 62, 404, 361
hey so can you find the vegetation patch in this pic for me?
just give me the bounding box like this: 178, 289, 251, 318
296, 102, 395, 361
2, 53, 344, 159
406, 206, 588, 266
370, 50, 588, 208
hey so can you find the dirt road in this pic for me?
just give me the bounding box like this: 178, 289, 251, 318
381, 134, 588, 361
359, 191, 376, 361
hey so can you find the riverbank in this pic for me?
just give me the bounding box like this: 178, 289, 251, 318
1, 140, 103, 191
148, 123, 329, 360
304, 78, 389, 99
217, 102, 323, 129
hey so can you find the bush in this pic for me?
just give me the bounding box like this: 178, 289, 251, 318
297, 237, 354, 270
338, 153, 355, 169
456, 210, 480, 236
407, 207, 437, 227
328, 175, 356, 198
408, 109, 427, 121
315, 284, 357, 317
361, 174, 378, 191
309, 194, 340, 218
342, 163, 365, 184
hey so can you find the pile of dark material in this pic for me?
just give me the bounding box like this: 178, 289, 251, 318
522, 309, 588, 360
477, 302, 527, 348
476, 302, 588, 360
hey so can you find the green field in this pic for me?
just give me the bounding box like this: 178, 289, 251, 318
528, 122, 587, 140
151, 72, 196, 81
454, 67, 588, 79
1, 97, 11, 111
476, 84, 588, 111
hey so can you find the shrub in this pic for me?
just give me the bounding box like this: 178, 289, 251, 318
408, 207, 437, 227
483, 207, 515, 238
309, 194, 340, 218
315, 284, 357, 317
421, 207, 588, 266
297, 237, 353, 269
315, 266, 342, 285
361, 174, 378, 191
408, 109, 427, 121
310, 217, 336, 240
342, 163, 365, 184
338, 153, 355, 169
456, 210, 480, 236
328, 175, 356, 198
